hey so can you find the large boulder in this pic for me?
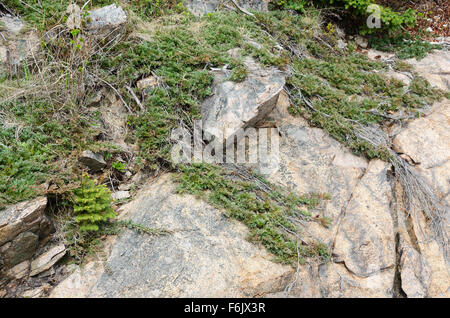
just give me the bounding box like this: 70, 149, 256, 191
51, 174, 293, 297
392, 98, 450, 298
393, 99, 450, 207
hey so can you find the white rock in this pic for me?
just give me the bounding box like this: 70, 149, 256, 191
86, 4, 127, 34
202, 56, 285, 144
111, 190, 131, 200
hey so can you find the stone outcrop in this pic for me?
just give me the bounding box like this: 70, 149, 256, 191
202, 56, 285, 143
85, 4, 127, 35
391, 97, 450, 298
78, 150, 107, 172
51, 175, 293, 298
257, 95, 397, 297
258, 91, 368, 245
393, 99, 450, 207
0, 197, 53, 287
48, 41, 449, 299
30, 244, 66, 277
406, 51, 450, 91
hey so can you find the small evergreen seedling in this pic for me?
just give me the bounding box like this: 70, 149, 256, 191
73, 175, 116, 232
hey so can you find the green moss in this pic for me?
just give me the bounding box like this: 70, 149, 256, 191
174, 163, 330, 264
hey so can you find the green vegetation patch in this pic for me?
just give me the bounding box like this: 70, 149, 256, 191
98, 12, 283, 169
273, 0, 417, 33
255, 11, 446, 159
174, 163, 331, 265
369, 34, 442, 60
0, 99, 98, 206
3, 0, 116, 30
73, 175, 117, 232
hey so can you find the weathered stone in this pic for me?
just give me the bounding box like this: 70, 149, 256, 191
2, 231, 39, 268
30, 244, 66, 277
406, 50, 450, 90
393, 99, 450, 206
183, 0, 269, 16
404, 203, 450, 298
355, 35, 368, 49
257, 92, 367, 244
279, 161, 396, 298
21, 286, 45, 298
254, 94, 397, 298
50, 261, 105, 298
333, 160, 395, 277
137, 76, 158, 92
317, 261, 395, 298
78, 150, 106, 171
111, 191, 130, 201
202, 56, 285, 144
85, 5, 127, 34
398, 239, 431, 298
52, 174, 293, 297
0, 197, 47, 246
7, 260, 30, 280
388, 57, 450, 298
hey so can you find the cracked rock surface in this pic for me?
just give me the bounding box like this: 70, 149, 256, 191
51, 175, 293, 298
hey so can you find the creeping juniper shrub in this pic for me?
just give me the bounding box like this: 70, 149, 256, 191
255, 11, 445, 159
368, 34, 442, 60
174, 164, 331, 264
99, 12, 285, 169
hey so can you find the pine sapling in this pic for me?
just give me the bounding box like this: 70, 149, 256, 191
73, 175, 116, 231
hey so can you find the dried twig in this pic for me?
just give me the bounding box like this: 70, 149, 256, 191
125, 85, 145, 112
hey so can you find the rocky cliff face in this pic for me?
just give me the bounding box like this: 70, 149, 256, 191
1, 1, 448, 298
47, 46, 450, 298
